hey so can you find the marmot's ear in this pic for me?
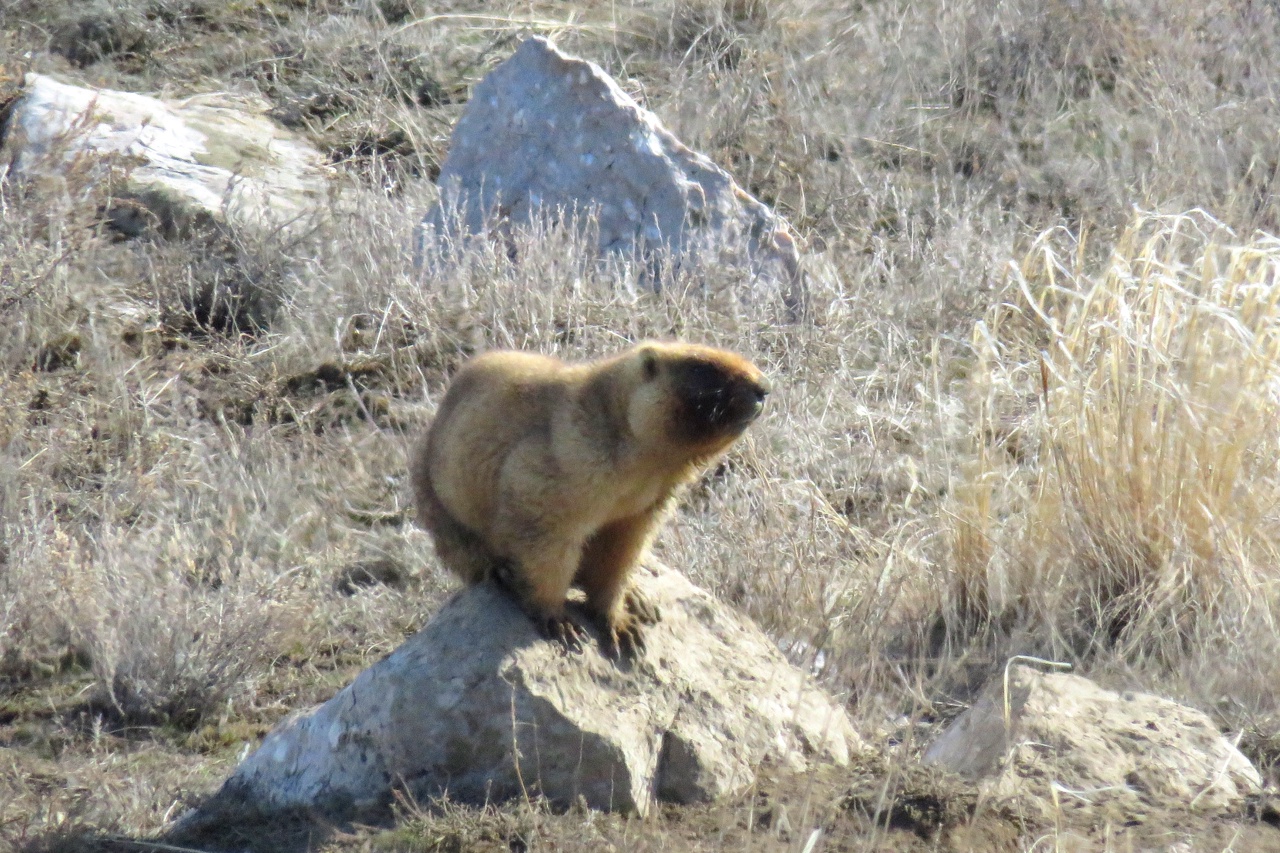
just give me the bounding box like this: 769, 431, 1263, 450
638, 344, 660, 380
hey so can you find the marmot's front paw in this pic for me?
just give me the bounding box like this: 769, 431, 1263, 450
535, 611, 588, 654
623, 587, 660, 625
601, 609, 647, 660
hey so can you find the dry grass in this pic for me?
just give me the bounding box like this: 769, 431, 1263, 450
946, 211, 1280, 702
4, 0, 1280, 850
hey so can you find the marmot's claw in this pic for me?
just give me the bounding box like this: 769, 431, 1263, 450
540, 613, 587, 654
621, 624, 646, 657
624, 589, 660, 625
603, 619, 647, 660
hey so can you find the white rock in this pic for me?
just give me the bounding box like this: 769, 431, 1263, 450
0, 74, 333, 235
924, 664, 1262, 818
187, 563, 856, 823
419, 37, 805, 309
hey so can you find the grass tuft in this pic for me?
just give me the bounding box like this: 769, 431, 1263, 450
949, 211, 1280, 681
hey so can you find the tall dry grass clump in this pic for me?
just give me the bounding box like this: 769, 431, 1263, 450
949, 212, 1280, 687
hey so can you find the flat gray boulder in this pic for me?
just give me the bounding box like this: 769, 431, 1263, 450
924, 664, 1262, 819
0, 74, 333, 236
420, 37, 804, 308
186, 563, 857, 823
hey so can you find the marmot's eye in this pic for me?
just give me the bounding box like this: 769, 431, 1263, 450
641, 352, 659, 380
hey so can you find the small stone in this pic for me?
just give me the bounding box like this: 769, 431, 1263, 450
923, 664, 1262, 819
0, 74, 334, 238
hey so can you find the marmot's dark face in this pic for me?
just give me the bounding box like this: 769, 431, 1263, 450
669, 357, 769, 440
636, 345, 769, 446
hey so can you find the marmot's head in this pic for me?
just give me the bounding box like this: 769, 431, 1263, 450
626, 342, 769, 456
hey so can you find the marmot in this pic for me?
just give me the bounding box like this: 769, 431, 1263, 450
411, 341, 769, 656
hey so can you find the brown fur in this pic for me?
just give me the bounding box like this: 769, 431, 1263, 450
410, 341, 769, 655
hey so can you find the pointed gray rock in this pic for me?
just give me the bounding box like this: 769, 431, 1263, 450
420, 37, 805, 309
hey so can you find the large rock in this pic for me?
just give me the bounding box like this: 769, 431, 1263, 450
0, 74, 333, 236
186, 563, 856, 824
419, 37, 804, 309
924, 664, 1262, 819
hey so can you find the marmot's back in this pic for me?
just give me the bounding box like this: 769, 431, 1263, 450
424, 351, 571, 535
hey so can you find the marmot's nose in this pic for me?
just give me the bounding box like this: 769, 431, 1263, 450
741, 378, 768, 420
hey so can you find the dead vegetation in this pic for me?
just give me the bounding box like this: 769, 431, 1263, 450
4, 0, 1280, 850
946, 214, 1280, 660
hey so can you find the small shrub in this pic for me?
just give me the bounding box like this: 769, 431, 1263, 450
667, 0, 770, 68
147, 227, 290, 336
948, 211, 1280, 667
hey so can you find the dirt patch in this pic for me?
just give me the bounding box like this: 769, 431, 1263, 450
328, 125, 441, 193
333, 558, 412, 595
184, 336, 452, 432
50, 9, 152, 68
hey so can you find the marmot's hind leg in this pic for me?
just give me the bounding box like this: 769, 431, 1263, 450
415, 473, 501, 584
490, 537, 590, 652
